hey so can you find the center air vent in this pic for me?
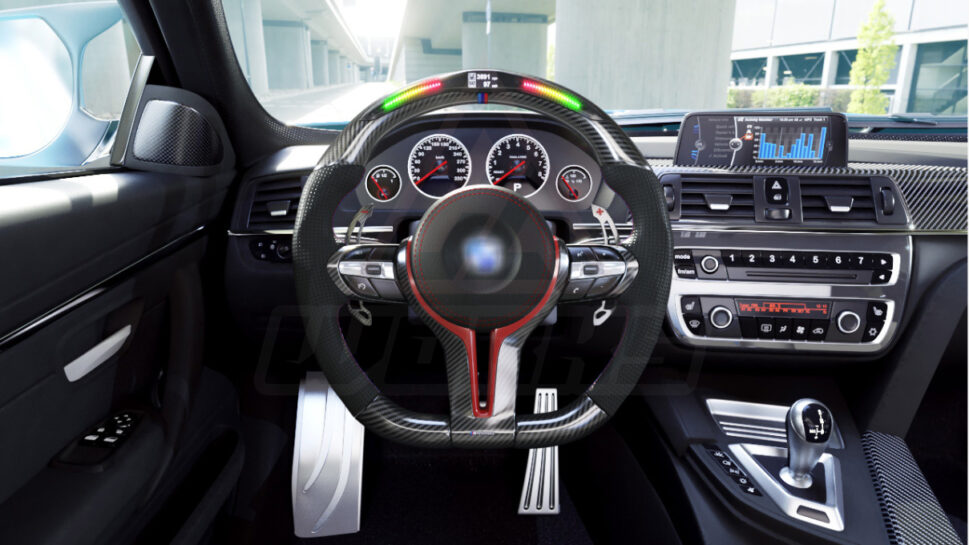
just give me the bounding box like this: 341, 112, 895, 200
679, 176, 755, 219
247, 176, 305, 231
800, 177, 876, 222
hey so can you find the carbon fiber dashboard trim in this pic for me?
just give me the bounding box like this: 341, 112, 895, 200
650, 160, 967, 232
862, 431, 962, 545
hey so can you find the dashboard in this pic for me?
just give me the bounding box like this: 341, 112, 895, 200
226, 110, 967, 359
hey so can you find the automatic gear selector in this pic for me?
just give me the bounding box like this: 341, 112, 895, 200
781, 398, 833, 488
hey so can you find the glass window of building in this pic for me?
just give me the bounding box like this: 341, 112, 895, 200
731, 58, 768, 86
835, 49, 901, 85
776, 53, 824, 85
908, 40, 968, 114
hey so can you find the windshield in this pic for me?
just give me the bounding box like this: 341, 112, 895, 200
221, 0, 969, 126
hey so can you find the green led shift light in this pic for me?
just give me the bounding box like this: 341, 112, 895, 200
521, 80, 582, 111
382, 80, 443, 111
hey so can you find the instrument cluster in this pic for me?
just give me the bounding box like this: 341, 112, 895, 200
352, 114, 602, 214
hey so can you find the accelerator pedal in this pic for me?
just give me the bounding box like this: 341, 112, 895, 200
518, 388, 560, 515
292, 372, 365, 538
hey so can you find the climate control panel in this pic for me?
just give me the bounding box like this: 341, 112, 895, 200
667, 230, 910, 353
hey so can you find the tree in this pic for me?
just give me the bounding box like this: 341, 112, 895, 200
847, 0, 898, 114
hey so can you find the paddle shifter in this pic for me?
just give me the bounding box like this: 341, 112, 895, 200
780, 398, 833, 489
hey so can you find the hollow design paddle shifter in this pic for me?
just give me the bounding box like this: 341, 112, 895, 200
292, 70, 672, 448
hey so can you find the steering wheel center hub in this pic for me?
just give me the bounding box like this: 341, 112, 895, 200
409, 186, 556, 329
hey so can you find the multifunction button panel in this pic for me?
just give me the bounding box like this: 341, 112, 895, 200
668, 231, 910, 353
703, 444, 761, 496
675, 248, 895, 285
680, 296, 889, 344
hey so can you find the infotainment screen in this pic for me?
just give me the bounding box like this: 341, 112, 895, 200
673, 111, 848, 167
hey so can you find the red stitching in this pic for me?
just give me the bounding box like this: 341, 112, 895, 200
414, 188, 554, 324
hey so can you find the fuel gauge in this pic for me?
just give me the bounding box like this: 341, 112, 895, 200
365, 165, 401, 202
556, 166, 593, 202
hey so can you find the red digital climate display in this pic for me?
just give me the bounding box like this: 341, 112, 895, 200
736, 299, 831, 317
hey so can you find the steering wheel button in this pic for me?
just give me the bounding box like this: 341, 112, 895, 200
568, 246, 595, 262
561, 279, 594, 300
365, 264, 383, 276
344, 247, 373, 261
371, 278, 404, 301
587, 275, 621, 298
591, 247, 622, 261
346, 276, 376, 297
582, 264, 599, 276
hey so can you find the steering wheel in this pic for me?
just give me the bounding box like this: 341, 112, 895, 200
293, 70, 671, 448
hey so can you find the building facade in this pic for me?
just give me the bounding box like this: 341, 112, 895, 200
730, 0, 968, 114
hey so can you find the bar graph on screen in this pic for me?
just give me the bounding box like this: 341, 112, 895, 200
757, 126, 827, 161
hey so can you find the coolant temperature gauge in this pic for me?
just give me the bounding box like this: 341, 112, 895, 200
365, 165, 401, 202
556, 165, 593, 201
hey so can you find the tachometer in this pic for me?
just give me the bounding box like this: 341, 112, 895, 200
486, 134, 549, 196
408, 134, 471, 198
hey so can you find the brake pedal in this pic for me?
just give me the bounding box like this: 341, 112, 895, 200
518, 388, 560, 515
292, 372, 365, 537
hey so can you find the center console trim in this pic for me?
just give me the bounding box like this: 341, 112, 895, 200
729, 443, 846, 532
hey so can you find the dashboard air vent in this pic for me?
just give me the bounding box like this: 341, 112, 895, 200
679, 176, 755, 219
800, 177, 876, 222
247, 176, 304, 231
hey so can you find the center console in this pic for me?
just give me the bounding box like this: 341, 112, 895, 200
666, 230, 911, 353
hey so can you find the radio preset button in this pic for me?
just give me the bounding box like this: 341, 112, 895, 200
710, 306, 733, 329
804, 252, 828, 268
850, 253, 870, 269
762, 251, 782, 267
742, 251, 761, 267
700, 255, 720, 274
723, 250, 742, 266
779, 252, 799, 267
836, 311, 862, 334
829, 252, 852, 269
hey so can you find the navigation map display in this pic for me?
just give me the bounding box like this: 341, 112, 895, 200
674, 111, 847, 167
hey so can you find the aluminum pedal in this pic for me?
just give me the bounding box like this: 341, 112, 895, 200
292, 372, 365, 537
518, 388, 560, 515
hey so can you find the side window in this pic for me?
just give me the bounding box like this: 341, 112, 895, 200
0, 2, 142, 179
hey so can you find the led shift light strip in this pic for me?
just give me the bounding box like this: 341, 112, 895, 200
521, 80, 582, 111
382, 80, 443, 111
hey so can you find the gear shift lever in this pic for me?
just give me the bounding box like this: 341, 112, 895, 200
780, 398, 833, 489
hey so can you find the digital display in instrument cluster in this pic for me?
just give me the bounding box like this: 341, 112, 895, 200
674, 111, 847, 168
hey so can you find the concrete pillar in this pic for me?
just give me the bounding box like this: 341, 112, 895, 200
461, 11, 547, 76
263, 21, 312, 89
339, 55, 349, 83
820, 50, 836, 87
327, 49, 340, 84
400, 37, 462, 82
222, 0, 269, 94
555, 0, 736, 110
764, 56, 779, 88
893, 43, 918, 113
311, 40, 329, 86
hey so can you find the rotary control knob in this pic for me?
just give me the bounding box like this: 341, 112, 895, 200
700, 255, 720, 274
709, 306, 733, 329
836, 311, 861, 334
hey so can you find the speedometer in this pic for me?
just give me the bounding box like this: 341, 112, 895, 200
408, 134, 471, 198
486, 134, 549, 197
